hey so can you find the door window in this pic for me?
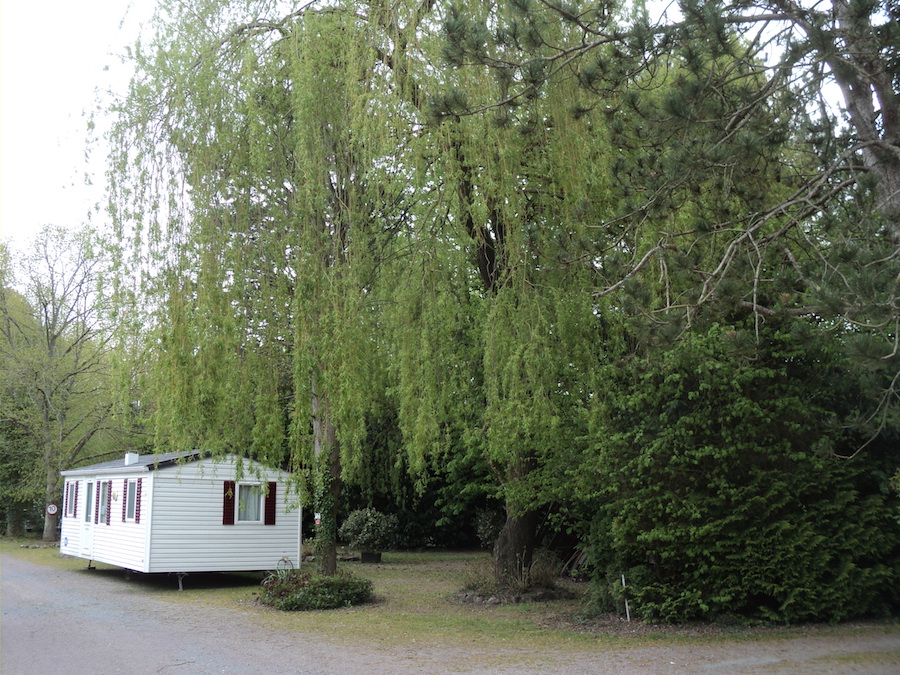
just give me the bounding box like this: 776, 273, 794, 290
84, 482, 94, 523
99, 481, 109, 524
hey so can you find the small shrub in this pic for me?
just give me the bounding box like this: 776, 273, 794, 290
499, 549, 564, 595
339, 508, 399, 552
460, 556, 496, 595
260, 569, 373, 611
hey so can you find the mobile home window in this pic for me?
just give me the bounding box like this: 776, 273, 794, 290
223, 480, 276, 526
126, 479, 137, 521
99, 480, 109, 524
84, 482, 94, 523
237, 483, 263, 522
65, 482, 76, 517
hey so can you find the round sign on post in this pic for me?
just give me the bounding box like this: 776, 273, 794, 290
47, 503, 58, 515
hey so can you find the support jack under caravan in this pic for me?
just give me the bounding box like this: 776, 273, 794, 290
171, 572, 188, 591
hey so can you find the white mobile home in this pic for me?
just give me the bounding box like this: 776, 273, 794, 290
60, 451, 301, 575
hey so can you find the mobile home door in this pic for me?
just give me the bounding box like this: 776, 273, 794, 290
79, 480, 94, 557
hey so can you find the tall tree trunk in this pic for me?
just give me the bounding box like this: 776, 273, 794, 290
492, 506, 540, 587
492, 452, 540, 586
312, 384, 342, 576
41, 511, 59, 541
452, 127, 544, 588
40, 400, 58, 541
41, 467, 59, 541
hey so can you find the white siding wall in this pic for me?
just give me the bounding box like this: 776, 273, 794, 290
90, 476, 151, 570
59, 476, 152, 572
147, 463, 300, 573
59, 479, 81, 557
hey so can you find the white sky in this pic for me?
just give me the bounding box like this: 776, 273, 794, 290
0, 0, 155, 254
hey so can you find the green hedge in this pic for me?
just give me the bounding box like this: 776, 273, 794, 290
582, 324, 900, 623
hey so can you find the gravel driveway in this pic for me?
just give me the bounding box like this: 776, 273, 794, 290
2, 553, 898, 674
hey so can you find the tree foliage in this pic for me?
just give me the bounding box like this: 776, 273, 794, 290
103, 0, 899, 618
0, 229, 118, 540
582, 322, 899, 623
108, 0, 429, 573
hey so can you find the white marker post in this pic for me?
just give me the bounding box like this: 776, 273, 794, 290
621, 574, 631, 622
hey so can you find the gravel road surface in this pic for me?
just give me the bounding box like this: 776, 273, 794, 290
2, 553, 899, 674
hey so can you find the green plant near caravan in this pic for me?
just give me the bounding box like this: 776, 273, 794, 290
259, 568, 373, 611
339, 508, 399, 553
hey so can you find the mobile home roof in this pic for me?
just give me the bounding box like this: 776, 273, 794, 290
60, 450, 205, 476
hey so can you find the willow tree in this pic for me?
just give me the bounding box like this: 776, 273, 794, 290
285, 10, 426, 572
108, 1, 302, 458
379, 0, 625, 584
432, 0, 786, 585
107, 0, 425, 573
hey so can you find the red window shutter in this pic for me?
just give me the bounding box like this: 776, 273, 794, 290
94, 482, 100, 524
264, 482, 277, 525
223, 481, 235, 525
73, 482, 78, 519
64, 482, 69, 516
106, 481, 112, 525
135, 478, 142, 524
122, 479, 128, 522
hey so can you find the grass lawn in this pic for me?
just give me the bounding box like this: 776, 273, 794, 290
3, 535, 898, 661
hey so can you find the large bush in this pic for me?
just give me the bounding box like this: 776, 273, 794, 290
582, 324, 900, 624
259, 569, 373, 611
339, 508, 399, 552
